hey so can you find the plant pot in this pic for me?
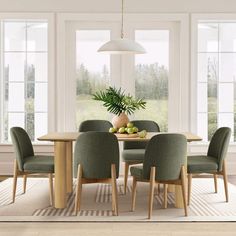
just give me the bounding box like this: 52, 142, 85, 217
112, 112, 129, 129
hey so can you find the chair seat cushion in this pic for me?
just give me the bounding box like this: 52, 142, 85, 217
130, 165, 144, 179
187, 155, 218, 174
122, 149, 145, 163
23, 155, 54, 173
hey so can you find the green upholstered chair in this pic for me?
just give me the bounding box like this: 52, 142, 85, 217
122, 120, 160, 194
187, 127, 231, 205
130, 133, 187, 219
78, 120, 112, 132
10, 127, 54, 205
74, 131, 120, 215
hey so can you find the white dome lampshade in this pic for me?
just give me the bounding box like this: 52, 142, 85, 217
98, 38, 146, 54
97, 0, 146, 55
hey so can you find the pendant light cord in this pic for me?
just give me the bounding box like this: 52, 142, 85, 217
121, 0, 124, 39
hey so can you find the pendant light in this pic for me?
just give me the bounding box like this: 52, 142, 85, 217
97, 0, 146, 54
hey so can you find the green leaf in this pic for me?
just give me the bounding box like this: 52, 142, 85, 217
92, 86, 146, 115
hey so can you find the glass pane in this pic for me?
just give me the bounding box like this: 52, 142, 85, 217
198, 83, 207, 112
218, 113, 234, 141
220, 23, 236, 52
8, 83, 25, 112
4, 53, 25, 82
208, 81, 217, 114
197, 113, 208, 141
198, 22, 236, 142
219, 83, 234, 112
26, 82, 34, 99
27, 53, 48, 82
198, 23, 218, 52
76, 30, 110, 129
135, 30, 169, 66
219, 53, 236, 82
35, 83, 47, 112
27, 22, 48, 51
35, 113, 47, 140
7, 113, 25, 142
2, 21, 48, 143
208, 112, 217, 140
4, 22, 26, 51
198, 53, 218, 82
26, 113, 35, 141
135, 30, 169, 132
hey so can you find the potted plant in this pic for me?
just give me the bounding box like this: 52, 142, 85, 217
92, 86, 146, 128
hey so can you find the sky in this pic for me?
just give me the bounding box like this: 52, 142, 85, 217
76, 30, 169, 73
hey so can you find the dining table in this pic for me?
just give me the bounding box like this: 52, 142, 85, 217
38, 132, 202, 209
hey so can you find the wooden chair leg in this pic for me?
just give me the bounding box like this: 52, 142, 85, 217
163, 184, 168, 209
131, 176, 137, 211
12, 160, 18, 203
222, 160, 229, 202
154, 183, 160, 195
74, 164, 83, 215
111, 164, 118, 216
158, 183, 161, 194
111, 182, 115, 213
48, 173, 54, 206
23, 174, 27, 194
187, 174, 192, 205
213, 173, 218, 193
148, 166, 156, 219
181, 166, 188, 216
124, 162, 129, 194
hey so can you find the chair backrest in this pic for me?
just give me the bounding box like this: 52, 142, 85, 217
74, 132, 119, 179
124, 120, 160, 149
10, 127, 34, 171
78, 120, 112, 132
143, 134, 187, 181
207, 127, 231, 171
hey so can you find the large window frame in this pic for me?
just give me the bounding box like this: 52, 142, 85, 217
58, 13, 189, 132
191, 13, 236, 148
65, 21, 121, 131
123, 21, 180, 132
0, 13, 55, 144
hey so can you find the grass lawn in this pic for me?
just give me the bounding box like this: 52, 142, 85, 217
76, 95, 168, 132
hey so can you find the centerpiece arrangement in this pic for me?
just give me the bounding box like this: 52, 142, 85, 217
92, 86, 147, 137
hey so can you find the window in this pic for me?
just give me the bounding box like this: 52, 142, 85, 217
134, 30, 169, 131
1, 20, 48, 142
197, 22, 236, 141
66, 18, 181, 132
75, 30, 111, 129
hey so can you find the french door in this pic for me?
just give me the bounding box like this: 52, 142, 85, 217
65, 20, 180, 132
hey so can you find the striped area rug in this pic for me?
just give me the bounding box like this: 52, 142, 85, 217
1, 177, 236, 221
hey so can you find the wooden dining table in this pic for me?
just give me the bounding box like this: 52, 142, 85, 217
38, 132, 202, 209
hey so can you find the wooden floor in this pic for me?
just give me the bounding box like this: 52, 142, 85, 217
0, 222, 236, 235
0, 176, 236, 235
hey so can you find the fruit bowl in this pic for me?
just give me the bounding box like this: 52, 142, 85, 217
115, 133, 139, 138
109, 122, 147, 138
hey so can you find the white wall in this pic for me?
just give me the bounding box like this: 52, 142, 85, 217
0, 0, 235, 13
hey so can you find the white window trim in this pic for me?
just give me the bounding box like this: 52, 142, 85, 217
0, 12, 56, 145
191, 13, 236, 147
57, 13, 189, 132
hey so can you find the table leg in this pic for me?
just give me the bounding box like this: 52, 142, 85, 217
54, 141, 67, 208
167, 184, 183, 208
175, 185, 184, 208
66, 142, 73, 194
168, 184, 175, 192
